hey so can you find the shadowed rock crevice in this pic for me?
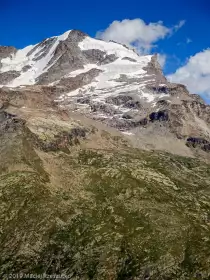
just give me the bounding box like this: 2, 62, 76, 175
149, 110, 169, 122
186, 137, 210, 152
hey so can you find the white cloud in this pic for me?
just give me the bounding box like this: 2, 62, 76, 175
173, 20, 186, 32
96, 18, 185, 54
167, 49, 210, 99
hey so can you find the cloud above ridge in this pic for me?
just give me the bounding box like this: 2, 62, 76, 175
167, 49, 210, 100
96, 18, 185, 54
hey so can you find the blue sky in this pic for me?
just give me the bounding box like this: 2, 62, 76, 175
1, 0, 210, 100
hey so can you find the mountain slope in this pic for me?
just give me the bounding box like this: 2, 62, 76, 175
1, 29, 210, 279
1, 108, 210, 279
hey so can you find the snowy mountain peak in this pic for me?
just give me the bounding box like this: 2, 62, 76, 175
0, 29, 171, 133
0, 29, 154, 87
0, 29, 174, 130
0, 30, 74, 86
55, 29, 72, 41
0, 29, 210, 158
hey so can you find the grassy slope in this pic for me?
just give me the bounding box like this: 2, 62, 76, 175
0, 118, 210, 279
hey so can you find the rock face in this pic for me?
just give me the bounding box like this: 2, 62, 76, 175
143, 53, 167, 85
0, 70, 20, 85
1, 29, 210, 279
0, 46, 17, 61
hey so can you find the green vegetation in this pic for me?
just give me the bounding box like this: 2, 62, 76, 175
1, 122, 210, 279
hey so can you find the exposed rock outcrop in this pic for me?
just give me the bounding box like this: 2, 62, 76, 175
186, 137, 210, 152
0, 70, 20, 85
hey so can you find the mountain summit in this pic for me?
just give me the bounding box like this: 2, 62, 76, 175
0, 29, 149, 86
1, 30, 210, 278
